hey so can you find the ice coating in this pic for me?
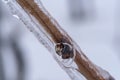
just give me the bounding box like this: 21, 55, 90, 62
5, 0, 54, 52
2, 0, 114, 80
2, 0, 86, 80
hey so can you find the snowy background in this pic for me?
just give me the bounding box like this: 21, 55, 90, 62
0, 0, 120, 80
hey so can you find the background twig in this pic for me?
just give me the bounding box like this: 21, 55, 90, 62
0, 3, 5, 80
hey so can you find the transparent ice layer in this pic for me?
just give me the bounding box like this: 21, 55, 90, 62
2, 0, 86, 80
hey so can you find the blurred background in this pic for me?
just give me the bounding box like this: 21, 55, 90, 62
0, 0, 120, 80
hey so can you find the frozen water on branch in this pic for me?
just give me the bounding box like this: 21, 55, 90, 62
2, 0, 86, 80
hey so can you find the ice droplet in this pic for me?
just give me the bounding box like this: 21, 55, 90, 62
55, 42, 76, 67
13, 14, 20, 19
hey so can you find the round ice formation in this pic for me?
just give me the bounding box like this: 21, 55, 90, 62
55, 42, 76, 67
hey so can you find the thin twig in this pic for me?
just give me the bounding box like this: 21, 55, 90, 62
0, 3, 5, 80
0, 50, 5, 80
10, 35, 25, 80
5, 0, 115, 80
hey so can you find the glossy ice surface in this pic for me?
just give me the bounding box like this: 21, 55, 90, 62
1, 0, 120, 80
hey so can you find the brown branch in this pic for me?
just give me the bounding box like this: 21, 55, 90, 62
16, 0, 114, 80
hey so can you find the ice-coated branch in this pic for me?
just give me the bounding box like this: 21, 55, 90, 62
3, 0, 115, 80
